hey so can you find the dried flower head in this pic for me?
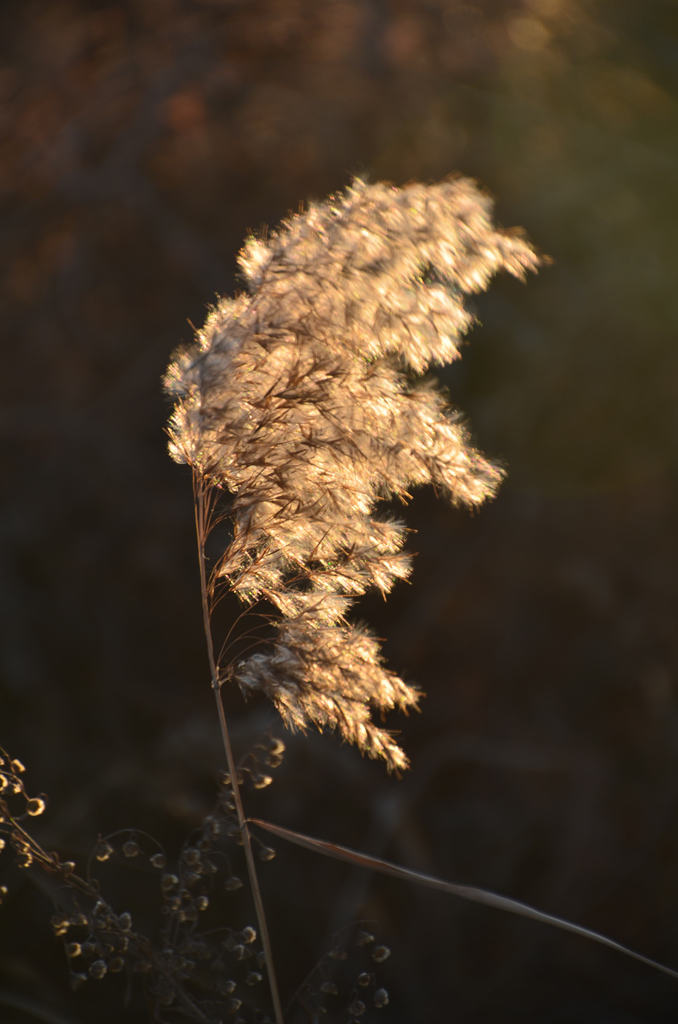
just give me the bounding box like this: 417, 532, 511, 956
165, 177, 539, 770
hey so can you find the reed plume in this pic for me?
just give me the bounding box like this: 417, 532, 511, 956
164, 177, 539, 771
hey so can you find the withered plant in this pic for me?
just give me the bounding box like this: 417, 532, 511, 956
162, 175, 540, 1019
3, 177, 676, 1024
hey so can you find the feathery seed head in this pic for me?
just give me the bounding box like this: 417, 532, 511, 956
165, 177, 539, 770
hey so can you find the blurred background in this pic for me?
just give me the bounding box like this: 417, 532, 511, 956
2, 0, 678, 1021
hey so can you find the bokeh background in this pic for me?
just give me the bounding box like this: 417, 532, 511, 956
3, 0, 678, 1021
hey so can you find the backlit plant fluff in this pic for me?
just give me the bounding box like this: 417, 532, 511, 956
165, 177, 539, 771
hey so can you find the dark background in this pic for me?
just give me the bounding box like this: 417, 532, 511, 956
3, 0, 678, 1021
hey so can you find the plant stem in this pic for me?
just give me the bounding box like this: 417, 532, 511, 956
193, 473, 284, 1024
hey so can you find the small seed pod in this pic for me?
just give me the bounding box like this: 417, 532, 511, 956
51, 914, 70, 937
374, 988, 389, 1008
89, 959, 107, 980
225, 876, 243, 891
348, 999, 366, 1016
252, 774, 273, 789
94, 839, 114, 862
178, 905, 199, 923
150, 852, 166, 869
372, 945, 391, 963
320, 982, 338, 995
26, 796, 46, 816
217, 978, 237, 996
358, 972, 371, 986
258, 846, 276, 862
66, 943, 82, 958
122, 839, 140, 858
241, 926, 257, 944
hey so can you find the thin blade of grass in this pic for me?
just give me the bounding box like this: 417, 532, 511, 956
249, 817, 678, 982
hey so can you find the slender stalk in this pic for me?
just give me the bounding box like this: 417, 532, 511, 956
193, 472, 284, 1024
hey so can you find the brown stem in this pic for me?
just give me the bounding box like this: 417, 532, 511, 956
193, 471, 284, 1024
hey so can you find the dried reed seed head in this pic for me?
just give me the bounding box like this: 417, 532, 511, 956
165, 177, 539, 770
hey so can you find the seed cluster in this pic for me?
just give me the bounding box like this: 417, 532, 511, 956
0, 741, 288, 1023
300, 923, 393, 1022
0, 748, 50, 883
